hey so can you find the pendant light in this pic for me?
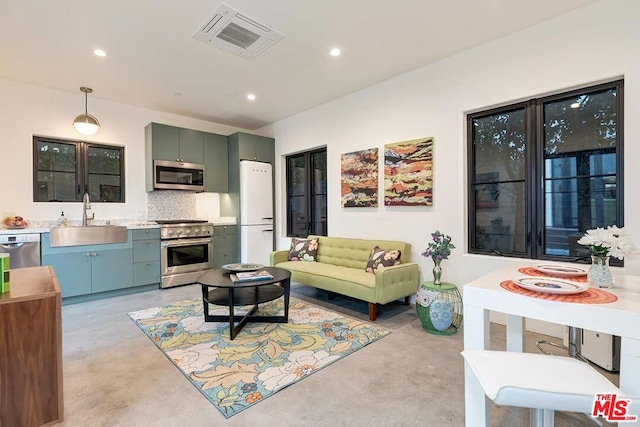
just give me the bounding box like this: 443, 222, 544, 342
73, 87, 100, 135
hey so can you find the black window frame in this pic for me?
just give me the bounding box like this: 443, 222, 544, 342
286, 147, 327, 237
467, 80, 624, 264
33, 135, 125, 203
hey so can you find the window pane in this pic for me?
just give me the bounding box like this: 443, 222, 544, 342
311, 195, 327, 235
36, 171, 77, 201
543, 86, 618, 257
473, 182, 527, 253
88, 175, 122, 202
289, 195, 307, 236
472, 108, 526, 182
36, 141, 76, 172
287, 155, 306, 197
88, 145, 121, 175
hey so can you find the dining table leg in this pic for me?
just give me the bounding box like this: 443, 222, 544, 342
463, 304, 492, 427
506, 314, 525, 352
620, 337, 640, 397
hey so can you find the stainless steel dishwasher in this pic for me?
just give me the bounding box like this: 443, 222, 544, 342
0, 233, 41, 268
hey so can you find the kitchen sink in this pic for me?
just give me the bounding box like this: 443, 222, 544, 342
49, 225, 128, 247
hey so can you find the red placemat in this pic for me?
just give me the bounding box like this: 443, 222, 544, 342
500, 280, 617, 304
518, 266, 588, 283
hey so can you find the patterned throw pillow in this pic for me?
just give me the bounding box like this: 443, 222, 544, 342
288, 238, 319, 262
365, 246, 402, 273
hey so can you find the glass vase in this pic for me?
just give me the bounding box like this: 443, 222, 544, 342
432, 258, 442, 285
587, 255, 614, 288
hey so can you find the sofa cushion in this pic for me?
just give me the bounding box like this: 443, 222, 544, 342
277, 260, 376, 289
307, 235, 412, 270
288, 237, 319, 261
365, 246, 402, 273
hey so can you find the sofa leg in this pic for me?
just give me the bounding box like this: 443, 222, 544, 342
368, 303, 377, 321
404, 296, 411, 305
328, 292, 336, 300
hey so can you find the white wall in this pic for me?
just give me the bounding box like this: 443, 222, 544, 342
260, 0, 640, 334
0, 79, 246, 222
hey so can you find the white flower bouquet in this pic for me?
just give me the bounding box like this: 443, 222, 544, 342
577, 226, 636, 260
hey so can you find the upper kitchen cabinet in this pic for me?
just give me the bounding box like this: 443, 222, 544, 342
228, 132, 275, 165
203, 132, 228, 193
146, 123, 204, 164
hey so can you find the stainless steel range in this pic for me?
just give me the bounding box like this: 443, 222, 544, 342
156, 220, 213, 288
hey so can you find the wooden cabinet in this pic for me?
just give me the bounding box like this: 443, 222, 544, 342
204, 132, 229, 193
0, 266, 63, 426
145, 123, 204, 164
132, 228, 161, 287
41, 232, 133, 298
213, 225, 238, 268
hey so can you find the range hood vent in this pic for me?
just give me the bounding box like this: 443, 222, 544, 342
193, 4, 285, 60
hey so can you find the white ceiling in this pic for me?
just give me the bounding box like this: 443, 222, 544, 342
0, 0, 598, 130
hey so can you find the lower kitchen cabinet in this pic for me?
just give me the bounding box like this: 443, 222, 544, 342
213, 225, 237, 268
41, 232, 133, 298
132, 228, 161, 286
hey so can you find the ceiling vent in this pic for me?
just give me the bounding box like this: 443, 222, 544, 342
193, 4, 285, 60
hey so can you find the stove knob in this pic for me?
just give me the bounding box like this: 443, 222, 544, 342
193, 228, 200, 234
185, 229, 191, 235
167, 230, 174, 236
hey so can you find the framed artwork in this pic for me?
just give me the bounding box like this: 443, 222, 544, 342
384, 137, 433, 206
341, 148, 378, 207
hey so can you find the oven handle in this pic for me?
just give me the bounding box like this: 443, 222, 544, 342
162, 238, 212, 248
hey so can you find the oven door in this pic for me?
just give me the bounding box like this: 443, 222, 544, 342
161, 237, 213, 276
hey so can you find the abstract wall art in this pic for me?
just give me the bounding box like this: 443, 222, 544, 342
384, 137, 434, 206
341, 148, 378, 207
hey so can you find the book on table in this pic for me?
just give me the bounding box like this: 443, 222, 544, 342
231, 270, 274, 282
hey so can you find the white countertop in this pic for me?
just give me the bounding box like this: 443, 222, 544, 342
0, 217, 237, 235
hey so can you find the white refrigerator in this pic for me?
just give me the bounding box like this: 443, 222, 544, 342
240, 160, 274, 266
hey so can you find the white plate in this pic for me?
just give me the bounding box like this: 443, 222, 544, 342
221, 263, 264, 272
514, 277, 589, 295
533, 264, 588, 277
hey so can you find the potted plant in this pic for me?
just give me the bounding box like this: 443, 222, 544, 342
577, 226, 635, 288
421, 230, 455, 285
416, 230, 461, 335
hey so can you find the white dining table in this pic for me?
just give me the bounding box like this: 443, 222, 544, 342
462, 265, 640, 426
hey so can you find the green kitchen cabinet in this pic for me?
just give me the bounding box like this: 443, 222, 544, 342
41, 232, 133, 298
90, 249, 134, 293
178, 128, 205, 164
132, 228, 161, 287
228, 132, 275, 164
146, 123, 204, 164
203, 132, 228, 193
41, 252, 92, 298
212, 225, 237, 268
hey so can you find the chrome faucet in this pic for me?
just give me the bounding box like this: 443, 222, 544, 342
82, 192, 94, 225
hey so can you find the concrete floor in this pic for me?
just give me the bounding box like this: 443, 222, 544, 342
58, 284, 617, 426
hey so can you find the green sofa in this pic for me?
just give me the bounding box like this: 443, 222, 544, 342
270, 235, 420, 321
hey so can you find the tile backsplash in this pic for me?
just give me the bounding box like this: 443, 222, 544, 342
146, 191, 196, 220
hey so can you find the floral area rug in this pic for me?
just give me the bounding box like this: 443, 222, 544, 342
128, 297, 391, 418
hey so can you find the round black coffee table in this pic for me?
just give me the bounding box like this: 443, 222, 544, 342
197, 266, 291, 340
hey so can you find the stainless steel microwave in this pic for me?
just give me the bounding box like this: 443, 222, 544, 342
153, 160, 205, 191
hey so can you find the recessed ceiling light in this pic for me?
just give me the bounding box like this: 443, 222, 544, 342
247, 94, 256, 101
570, 102, 580, 109
93, 49, 107, 57
330, 48, 341, 57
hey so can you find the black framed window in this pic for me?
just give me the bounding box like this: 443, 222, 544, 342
34, 136, 125, 202
468, 80, 623, 263
286, 148, 327, 237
